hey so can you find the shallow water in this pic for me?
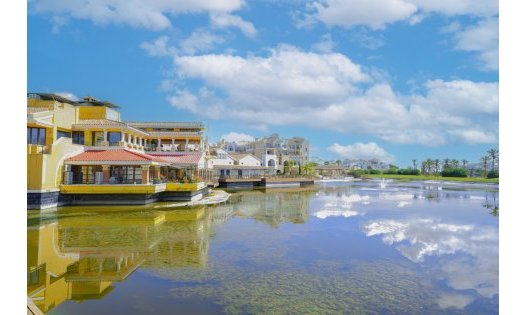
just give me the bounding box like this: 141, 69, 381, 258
27, 180, 498, 314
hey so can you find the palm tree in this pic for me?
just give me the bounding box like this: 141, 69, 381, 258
303, 162, 317, 176
434, 159, 440, 175
487, 148, 499, 171
480, 155, 489, 178
443, 158, 450, 170
461, 159, 469, 169
412, 159, 417, 170
425, 158, 434, 175
451, 159, 459, 168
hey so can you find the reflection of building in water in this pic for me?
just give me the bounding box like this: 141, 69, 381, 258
66, 252, 147, 282
232, 188, 315, 227
143, 207, 211, 268
208, 202, 235, 228
58, 212, 166, 252
28, 223, 80, 313
27, 206, 219, 313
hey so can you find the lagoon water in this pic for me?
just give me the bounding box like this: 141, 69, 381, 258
27, 180, 498, 314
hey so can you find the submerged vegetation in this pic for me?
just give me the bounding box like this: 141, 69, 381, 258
154, 259, 465, 314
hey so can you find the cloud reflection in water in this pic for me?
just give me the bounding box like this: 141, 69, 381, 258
362, 217, 498, 308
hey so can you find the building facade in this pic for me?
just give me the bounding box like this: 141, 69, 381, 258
27, 93, 208, 209
219, 133, 310, 173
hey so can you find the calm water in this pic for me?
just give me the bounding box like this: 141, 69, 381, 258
27, 179, 499, 314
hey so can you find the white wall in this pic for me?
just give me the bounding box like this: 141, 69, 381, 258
207, 148, 235, 169
237, 155, 262, 167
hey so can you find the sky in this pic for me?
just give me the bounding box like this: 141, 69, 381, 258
27, 0, 499, 167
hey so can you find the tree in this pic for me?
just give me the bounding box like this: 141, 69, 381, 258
443, 158, 450, 170
461, 159, 469, 169
434, 159, 440, 175
480, 155, 489, 178
412, 159, 417, 170
427, 158, 434, 175
302, 162, 318, 176
421, 158, 433, 175
451, 159, 460, 169
487, 148, 499, 171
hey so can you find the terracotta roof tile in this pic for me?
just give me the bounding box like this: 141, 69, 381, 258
66, 149, 167, 164
149, 152, 203, 165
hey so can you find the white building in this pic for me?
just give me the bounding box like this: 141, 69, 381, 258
206, 148, 235, 168
230, 153, 263, 167
219, 133, 309, 173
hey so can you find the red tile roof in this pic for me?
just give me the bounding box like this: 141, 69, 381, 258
66, 149, 168, 164
149, 152, 204, 165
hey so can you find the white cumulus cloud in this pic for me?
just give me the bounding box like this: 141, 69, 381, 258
30, 0, 246, 30
173, 45, 369, 111
140, 36, 175, 57
312, 33, 335, 53
221, 132, 255, 143
210, 13, 257, 38
328, 142, 395, 163
412, 79, 499, 115
141, 31, 225, 57
167, 45, 498, 146
453, 17, 499, 71
310, 0, 417, 30
179, 29, 226, 55
306, 0, 498, 29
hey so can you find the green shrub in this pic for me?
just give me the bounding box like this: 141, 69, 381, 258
368, 169, 382, 174
397, 168, 421, 175
486, 170, 499, 178
384, 168, 399, 175
441, 168, 468, 177
347, 170, 364, 178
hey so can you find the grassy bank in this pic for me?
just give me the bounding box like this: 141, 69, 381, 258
362, 174, 499, 184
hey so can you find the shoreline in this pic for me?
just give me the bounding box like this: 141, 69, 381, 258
361, 174, 499, 184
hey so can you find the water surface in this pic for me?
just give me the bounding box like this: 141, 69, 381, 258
27, 180, 499, 314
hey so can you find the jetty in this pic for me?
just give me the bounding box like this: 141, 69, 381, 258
217, 177, 315, 189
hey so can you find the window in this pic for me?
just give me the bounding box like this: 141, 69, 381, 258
72, 131, 85, 145
70, 165, 102, 184
27, 127, 46, 145
110, 166, 142, 184
107, 132, 121, 146
92, 132, 104, 146
57, 130, 71, 139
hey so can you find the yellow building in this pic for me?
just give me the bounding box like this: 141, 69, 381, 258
27, 93, 209, 209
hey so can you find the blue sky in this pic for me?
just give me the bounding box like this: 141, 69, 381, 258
27, 0, 498, 167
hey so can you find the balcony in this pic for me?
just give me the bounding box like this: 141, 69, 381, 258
86, 141, 145, 151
